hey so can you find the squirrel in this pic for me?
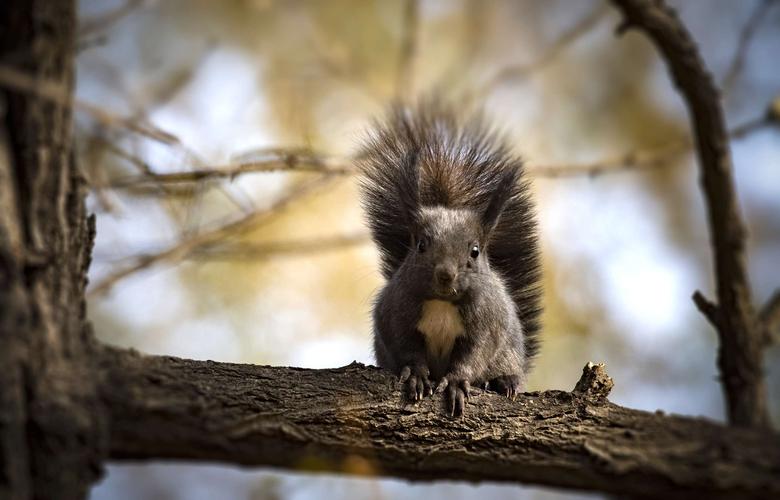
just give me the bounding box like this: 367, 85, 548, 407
357, 101, 542, 416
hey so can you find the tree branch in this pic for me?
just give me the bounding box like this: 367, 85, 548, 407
78, 0, 145, 37
721, 0, 775, 98
110, 148, 354, 188
97, 346, 780, 499
759, 289, 780, 345
609, 0, 769, 428
0, 65, 179, 145
88, 174, 339, 295
105, 108, 774, 188
475, 2, 609, 99
189, 232, 370, 261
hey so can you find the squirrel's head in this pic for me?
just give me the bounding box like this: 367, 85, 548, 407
403, 167, 517, 302
407, 207, 485, 301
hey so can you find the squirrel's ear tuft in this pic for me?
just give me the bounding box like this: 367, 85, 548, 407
481, 167, 518, 237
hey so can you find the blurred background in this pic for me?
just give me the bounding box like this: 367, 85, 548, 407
76, 0, 780, 498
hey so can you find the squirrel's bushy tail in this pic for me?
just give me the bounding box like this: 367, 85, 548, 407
357, 101, 542, 364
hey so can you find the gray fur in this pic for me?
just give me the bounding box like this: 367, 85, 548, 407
357, 101, 542, 413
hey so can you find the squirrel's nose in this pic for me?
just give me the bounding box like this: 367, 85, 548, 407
435, 265, 455, 287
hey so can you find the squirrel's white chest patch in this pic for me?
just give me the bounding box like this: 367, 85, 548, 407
416, 300, 465, 359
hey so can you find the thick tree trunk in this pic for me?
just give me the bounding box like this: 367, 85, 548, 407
0, 1, 106, 499
98, 348, 780, 499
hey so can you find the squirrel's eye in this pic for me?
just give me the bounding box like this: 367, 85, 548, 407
470, 244, 480, 259
417, 239, 427, 253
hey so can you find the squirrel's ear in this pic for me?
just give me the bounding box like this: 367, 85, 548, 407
481, 167, 518, 237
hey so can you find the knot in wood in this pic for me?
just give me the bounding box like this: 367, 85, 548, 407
573, 362, 614, 400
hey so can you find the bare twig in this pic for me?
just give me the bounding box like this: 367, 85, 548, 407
475, 2, 608, 99
759, 290, 780, 345
89, 174, 339, 295
692, 290, 722, 329
76, 35, 108, 53
85, 139, 222, 201
610, 0, 768, 428
79, 0, 146, 36
131, 64, 200, 121
0, 65, 179, 144
75, 48, 255, 217
107, 111, 772, 187
396, 0, 420, 99
529, 141, 687, 178
305, 32, 385, 105
529, 113, 772, 178
81, 135, 121, 212
721, 0, 775, 98
93, 138, 156, 176
99, 54, 256, 225
111, 149, 354, 188
770, 96, 780, 121
191, 232, 370, 260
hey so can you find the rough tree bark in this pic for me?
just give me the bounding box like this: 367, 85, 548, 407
98, 350, 780, 499
1, 0, 778, 500
0, 1, 106, 499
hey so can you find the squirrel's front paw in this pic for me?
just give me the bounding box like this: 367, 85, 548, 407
399, 365, 433, 401
436, 376, 470, 417
489, 374, 522, 400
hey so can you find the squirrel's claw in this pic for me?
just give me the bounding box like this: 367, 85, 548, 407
399, 366, 411, 383
489, 374, 522, 401
400, 365, 432, 402
444, 377, 470, 417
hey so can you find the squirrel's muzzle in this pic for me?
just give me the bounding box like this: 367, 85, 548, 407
434, 264, 459, 297
435, 265, 455, 286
